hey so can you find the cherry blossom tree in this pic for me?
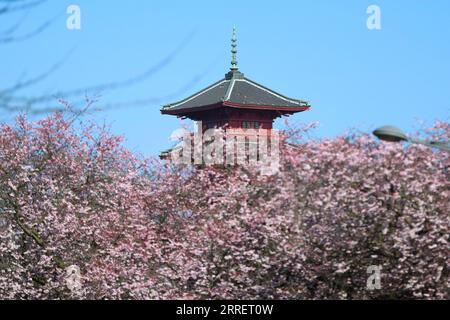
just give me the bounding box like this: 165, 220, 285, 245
0, 108, 448, 299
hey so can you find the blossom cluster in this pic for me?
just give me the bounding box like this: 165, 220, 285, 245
0, 112, 448, 299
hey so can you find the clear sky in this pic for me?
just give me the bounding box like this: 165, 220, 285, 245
1, 0, 449, 156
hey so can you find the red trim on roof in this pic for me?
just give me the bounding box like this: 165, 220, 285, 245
161, 103, 223, 115
161, 102, 310, 116
223, 101, 310, 112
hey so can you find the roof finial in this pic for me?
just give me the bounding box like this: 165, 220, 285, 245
230, 26, 238, 71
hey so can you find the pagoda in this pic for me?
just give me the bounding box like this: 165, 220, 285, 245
160, 27, 310, 160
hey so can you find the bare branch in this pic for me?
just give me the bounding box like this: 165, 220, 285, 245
3, 48, 75, 94
0, 0, 46, 16
2, 31, 196, 113
94, 59, 217, 112
0, 10, 59, 43
0, 10, 28, 35
0, 2, 197, 115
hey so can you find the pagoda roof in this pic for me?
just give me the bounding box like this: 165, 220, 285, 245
161, 70, 310, 115
161, 27, 310, 116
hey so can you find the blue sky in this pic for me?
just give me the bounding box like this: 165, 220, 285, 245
1, 0, 449, 156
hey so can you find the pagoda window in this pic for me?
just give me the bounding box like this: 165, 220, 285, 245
242, 121, 261, 129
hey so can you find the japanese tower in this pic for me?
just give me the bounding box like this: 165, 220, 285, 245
161, 27, 310, 158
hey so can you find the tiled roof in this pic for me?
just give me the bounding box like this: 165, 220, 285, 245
161, 70, 309, 114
